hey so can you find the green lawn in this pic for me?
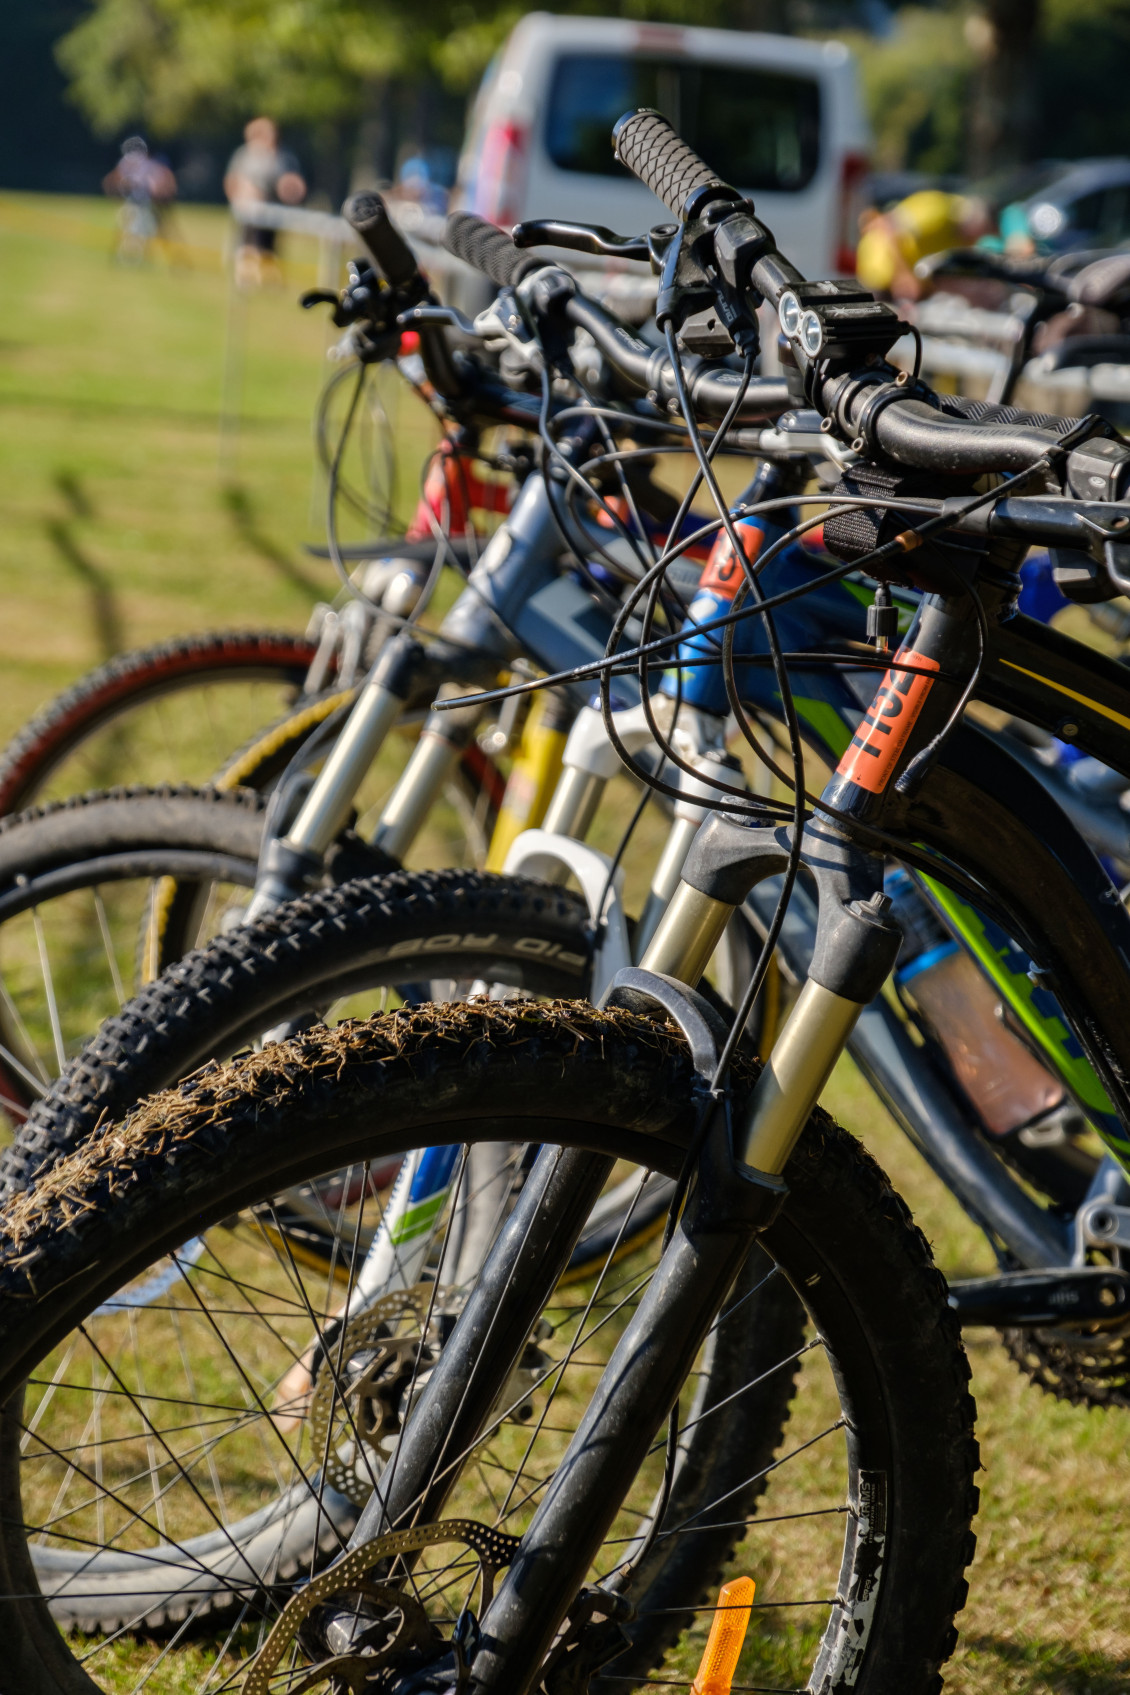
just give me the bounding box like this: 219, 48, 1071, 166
1, 192, 1129, 1693
0, 191, 433, 737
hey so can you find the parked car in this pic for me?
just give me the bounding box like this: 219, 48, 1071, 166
1021, 159, 1130, 253
453, 13, 870, 283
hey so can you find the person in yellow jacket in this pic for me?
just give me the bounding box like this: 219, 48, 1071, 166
856, 190, 993, 300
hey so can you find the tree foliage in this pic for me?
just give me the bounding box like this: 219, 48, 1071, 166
849, 0, 1130, 177
57, 0, 812, 134
1037, 0, 1130, 159
844, 7, 974, 175
59, 0, 433, 135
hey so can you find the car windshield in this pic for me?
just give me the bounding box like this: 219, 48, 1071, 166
545, 53, 821, 192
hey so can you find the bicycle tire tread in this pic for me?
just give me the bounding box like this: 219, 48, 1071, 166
0, 1004, 978, 1695
0, 868, 593, 1200
0, 631, 319, 815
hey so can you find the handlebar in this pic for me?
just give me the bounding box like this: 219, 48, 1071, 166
562, 293, 789, 420
342, 191, 421, 290
339, 190, 466, 400
443, 210, 790, 423
609, 108, 1130, 498
611, 109, 730, 220
915, 247, 1057, 292
444, 212, 544, 289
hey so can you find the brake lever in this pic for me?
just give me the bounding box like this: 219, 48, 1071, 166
400, 298, 545, 372
512, 219, 650, 262
300, 289, 341, 311
399, 303, 480, 337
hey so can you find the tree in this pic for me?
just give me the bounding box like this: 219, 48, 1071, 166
965, 0, 1040, 175
57, 0, 428, 136
844, 7, 975, 176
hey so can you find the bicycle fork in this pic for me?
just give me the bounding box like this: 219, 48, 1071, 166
326, 808, 901, 1690
245, 448, 617, 919
464, 814, 901, 1691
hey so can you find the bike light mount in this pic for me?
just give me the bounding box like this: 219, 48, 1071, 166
775, 279, 907, 370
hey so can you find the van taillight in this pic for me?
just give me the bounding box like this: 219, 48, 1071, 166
835, 151, 870, 276
475, 120, 530, 228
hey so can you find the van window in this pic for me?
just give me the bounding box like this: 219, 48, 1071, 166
1064, 191, 1104, 237
545, 54, 821, 192
1098, 185, 1130, 245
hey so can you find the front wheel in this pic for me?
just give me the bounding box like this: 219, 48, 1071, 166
0, 1004, 979, 1695
0, 631, 324, 813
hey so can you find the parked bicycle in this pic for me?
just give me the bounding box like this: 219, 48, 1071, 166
11, 106, 1130, 1694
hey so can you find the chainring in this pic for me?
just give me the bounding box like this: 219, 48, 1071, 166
1003, 1320, 1130, 1408
242, 1520, 522, 1695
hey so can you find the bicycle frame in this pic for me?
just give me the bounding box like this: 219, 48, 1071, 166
395, 557, 1130, 1689
279, 477, 1130, 1299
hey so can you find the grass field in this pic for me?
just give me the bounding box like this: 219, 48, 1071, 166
1, 192, 1129, 1693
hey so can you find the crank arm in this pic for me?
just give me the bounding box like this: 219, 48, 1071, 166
948, 1266, 1130, 1327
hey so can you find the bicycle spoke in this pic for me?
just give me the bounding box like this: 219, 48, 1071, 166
92, 886, 127, 1010
30, 905, 67, 1075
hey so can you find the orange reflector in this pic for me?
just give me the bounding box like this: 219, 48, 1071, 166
690, 1575, 755, 1695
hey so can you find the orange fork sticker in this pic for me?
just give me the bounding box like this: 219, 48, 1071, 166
836, 648, 941, 795
691, 1575, 755, 1695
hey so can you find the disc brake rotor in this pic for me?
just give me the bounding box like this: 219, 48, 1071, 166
308, 1286, 452, 1507
242, 1520, 522, 1695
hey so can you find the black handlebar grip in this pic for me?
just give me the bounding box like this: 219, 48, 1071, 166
341, 191, 419, 288
612, 109, 725, 219
444, 211, 542, 288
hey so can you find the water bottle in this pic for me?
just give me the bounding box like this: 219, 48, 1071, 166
885, 868, 1065, 1137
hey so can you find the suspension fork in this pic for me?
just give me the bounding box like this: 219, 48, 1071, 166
460, 606, 985, 1688
638, 586, 974, 1172
245, 631, 452, 919
345, 1146, 615, 1543
370, 690, 488, 862
484, 689, 576, 870
248, 439, 612, 916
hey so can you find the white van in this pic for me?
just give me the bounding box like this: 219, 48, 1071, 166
455, 14, 870, 282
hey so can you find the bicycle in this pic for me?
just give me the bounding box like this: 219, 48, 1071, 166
915, 242, 1130, 410
16, 102, 1130, 1691
7, 196, 1130, 1380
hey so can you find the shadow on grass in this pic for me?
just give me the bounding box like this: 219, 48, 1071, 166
962, 1632, 1130, 1692
53, 467, 94, 520
221, 481, 321, 596
45, 468, 122, 661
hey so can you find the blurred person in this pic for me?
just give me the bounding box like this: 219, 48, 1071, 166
856, 189, 993, 301
224, 117, 306, 288
102, 136, 177, 264
974, 200, 1037, 258
392, 151, 448, 218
